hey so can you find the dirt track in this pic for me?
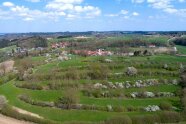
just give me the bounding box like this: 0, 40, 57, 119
0, 114, 32, 124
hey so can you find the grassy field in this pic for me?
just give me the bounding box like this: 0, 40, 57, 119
0, 81, 152, 123
0, 45, 17, 53
0, 52, 185, 123
176, 45, 186, 54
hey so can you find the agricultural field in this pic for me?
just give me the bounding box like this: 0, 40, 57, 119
0, 34, 186, 124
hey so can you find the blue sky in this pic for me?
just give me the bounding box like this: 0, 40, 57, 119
0, 0, 186, 32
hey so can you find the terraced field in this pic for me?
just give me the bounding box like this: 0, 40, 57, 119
0, 53, 185, 124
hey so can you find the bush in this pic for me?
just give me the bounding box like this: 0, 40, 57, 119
0, 95, 7, 109
126, 67, 137, 76
56, 88, 79, 109
15, 82, 43, 90
0, 73, 16, 85
48, 80, 79, 90
113, 106, 126, 112
131, 115, 160, 124
88, 63, 110, 80
81, 104, 97, 111
127, 106, 137, 112
182, 88, 186, 105
159, 102, 172, 110
104, 116, 132, 124
19, 94, 54, 107
159, 111, 181, 123
64, 67, 80, 80
181, 70, 186, 87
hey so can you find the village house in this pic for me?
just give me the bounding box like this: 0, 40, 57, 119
148, 44, 156, 48
51, 42, 69, 49
73, 49, 113, 56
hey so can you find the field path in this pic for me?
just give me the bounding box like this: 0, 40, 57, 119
0, 114, 32, 124
12, 106, 43, 119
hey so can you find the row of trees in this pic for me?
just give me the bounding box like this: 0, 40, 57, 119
172, 37, 186, 46
69, 38, 168, 51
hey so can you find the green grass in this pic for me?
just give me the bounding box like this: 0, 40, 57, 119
80, 96, 179, 107
125, 84, 180, 93
0, 45, 17, 53
31, 56, 45, 61
0, 81, 153, 123
0, 53, 185, 123
36, 55, 88, 73
176, 45, 186, 54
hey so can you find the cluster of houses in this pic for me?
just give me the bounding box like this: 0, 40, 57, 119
45, 51, 71, 63
72, 49, 113, 56
51, 42, 69, 49
7, 47, 46, 57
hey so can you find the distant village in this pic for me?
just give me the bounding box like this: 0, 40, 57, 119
5, 37, 178, 61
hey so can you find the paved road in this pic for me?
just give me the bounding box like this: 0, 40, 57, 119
0, 114, 32, 124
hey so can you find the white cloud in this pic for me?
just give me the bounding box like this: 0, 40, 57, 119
2, 2, 14, 7
0, 0, 101, 21
146, 0, 186, 17
0, 9, 12, 19
105, 10, 128, 17
52, 0, 83, 4
105, 9, 139, 18
179, 0, 185, 2
148, 15, 167, 19
120, 10, 128, 15
132, 0, 145, 3
124, 16, 130, 19
147, 0, 173, 9
132, 12, 139, 16
23, 17, 34, 21
164, 8, 178, 14
105, 14, 119, 17
46, 0, 101, 19
26, 0, 41, 2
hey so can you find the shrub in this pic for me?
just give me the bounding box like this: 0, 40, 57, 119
65, 67, 80, 80
48, 80, 79, 90
15, 82, 43, 90
56, 88, 79, 109
113, 106, 126, 112
127, 106, 137, 112
159, 102, 172, 111
182, 89, 186, 110
0, 73, 16, 85
81, 104, 97, 111
126, 67, 137, 76
159, 111, 181, 123
88, 63, 110, 80
19, 94, 54, 107
181, 70, 186, 88
0, 95, 7, 109
131, 115, 160, 124
104, 116, 132, 124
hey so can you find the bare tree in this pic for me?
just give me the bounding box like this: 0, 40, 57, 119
0, 62, 7, 75
0, 95, 7, 109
